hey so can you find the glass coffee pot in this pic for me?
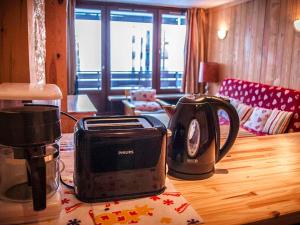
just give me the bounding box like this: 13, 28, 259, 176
0, 83, 63, 224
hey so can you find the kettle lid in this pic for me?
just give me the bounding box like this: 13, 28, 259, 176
178, 94, 210, 104
178, 95, 228, 104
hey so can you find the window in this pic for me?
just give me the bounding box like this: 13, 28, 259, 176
160, 13, 186, 89
74, 4, 186, 95
75, 8, 102, 92
110, 10, 153, 90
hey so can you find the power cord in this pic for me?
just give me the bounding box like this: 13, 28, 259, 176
61, 111, 78, 122
60, 176, 74, 189
60, 111, 77, 189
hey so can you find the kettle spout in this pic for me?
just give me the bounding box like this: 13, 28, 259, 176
163, 105, 176, 118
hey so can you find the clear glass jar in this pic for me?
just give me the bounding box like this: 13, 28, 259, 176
0, 142, 60, 202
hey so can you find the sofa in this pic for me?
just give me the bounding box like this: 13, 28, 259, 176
218, 78, 300, 136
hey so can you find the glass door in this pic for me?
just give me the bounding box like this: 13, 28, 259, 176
75, 8, 103, 93
109, 9, 154, 91
73, 4, 186, 113
75, 7, 108, 111
159, 12, 186, 91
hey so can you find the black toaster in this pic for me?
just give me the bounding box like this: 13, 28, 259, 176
73, 115, 168, 202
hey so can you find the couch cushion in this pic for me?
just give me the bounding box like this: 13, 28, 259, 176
133, 101, 162, 112
236, 103, 253, 124
243, 107, 273, 132
130, 89, 156, 101
262, 109, 293, 134
218, 78, 300, 132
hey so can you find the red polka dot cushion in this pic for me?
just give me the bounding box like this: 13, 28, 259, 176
218, 78, 300, 133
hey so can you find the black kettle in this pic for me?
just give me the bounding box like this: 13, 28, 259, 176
166, 95, 239, 180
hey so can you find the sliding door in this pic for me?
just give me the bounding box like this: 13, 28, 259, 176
159, 12, 186, 91
75, 8, 103, 92
109, 9, 154, 91
73, 3, 187, 111
75, 7, 108, 110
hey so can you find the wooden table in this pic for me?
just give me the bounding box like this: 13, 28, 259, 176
61, 95, 97, 133
171, 132, 300, 225
67, 95, 97, 113
61, 132, 300, 224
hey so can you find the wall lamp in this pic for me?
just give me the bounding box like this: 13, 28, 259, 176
217, 28, 228, 40
294, 19, 300, 32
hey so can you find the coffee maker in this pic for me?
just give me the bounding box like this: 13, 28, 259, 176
0, 83, 62, 224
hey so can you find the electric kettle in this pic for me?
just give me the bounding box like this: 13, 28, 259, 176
166, 95, 239, 179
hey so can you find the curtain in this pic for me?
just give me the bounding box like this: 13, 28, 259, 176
182, 8, 207, 94
67, 0, 76, 95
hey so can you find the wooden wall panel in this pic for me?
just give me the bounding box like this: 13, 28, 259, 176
0, 0, 68, 111
0, 0, 30, 83
207, 0, 300, 90
260, 0, 280, 85
45, 0, 68, 111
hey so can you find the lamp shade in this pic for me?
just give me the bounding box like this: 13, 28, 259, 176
199, 62, 219, 83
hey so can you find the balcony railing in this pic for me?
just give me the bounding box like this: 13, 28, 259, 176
75, 70, 182, 93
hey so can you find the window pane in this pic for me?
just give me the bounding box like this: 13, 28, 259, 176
110, 10, 153, 90
160, 14, 186, 89
75, 9, 102, 92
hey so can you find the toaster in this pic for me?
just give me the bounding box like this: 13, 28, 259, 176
74, 115, 168, 202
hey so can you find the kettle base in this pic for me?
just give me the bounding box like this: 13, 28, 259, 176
168, 168, 214, 180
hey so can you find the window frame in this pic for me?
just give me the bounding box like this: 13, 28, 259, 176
75, 1, 187, 95
107, 5, 157, 95
157, 9, 187, 93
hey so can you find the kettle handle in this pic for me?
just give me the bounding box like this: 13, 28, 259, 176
26, 147, 47, 211
211, 97, 239, 163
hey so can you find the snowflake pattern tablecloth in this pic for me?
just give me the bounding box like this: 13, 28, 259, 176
35, 143, 203, 225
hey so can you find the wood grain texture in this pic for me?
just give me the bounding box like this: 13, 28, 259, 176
207, 0, 300, 90
62, 95, 96, 133
45, 0, 68, 111
171, 132, 300, 225
0, 0, 30, 83
61, 131, 300, 225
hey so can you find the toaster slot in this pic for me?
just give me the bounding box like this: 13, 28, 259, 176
87, 123, 144, 130
84, 117, 152, 130
86, 118, 139, 124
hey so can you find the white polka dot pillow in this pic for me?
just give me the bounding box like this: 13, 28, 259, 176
262, 109, 293, 134
243, 107, 273, 132
133, 101, 162, 112
130, 89, 156, 101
